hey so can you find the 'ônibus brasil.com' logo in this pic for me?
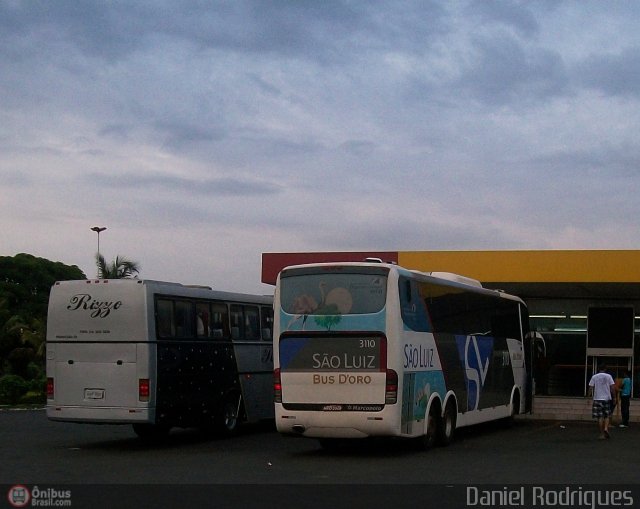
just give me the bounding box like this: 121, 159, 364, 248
7, 485, 72, 507
7, 485, 30, 508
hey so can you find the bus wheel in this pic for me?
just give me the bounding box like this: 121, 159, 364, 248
132, 423, 170, 441
420, 407, 439, 449
216, 393, 242, 436
438, 403, 456, 446
503, 393, 519, 428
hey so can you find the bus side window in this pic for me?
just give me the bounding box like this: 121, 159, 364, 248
196, 302, 210, 338
157, 299, 175, 338
245, 306, 260, 340
210, 302, 229, 340
491, 301, 521, 339
175, 300, 194, 338
261, 306, 273, 341
230, 305, 244, 340
405, 279, 412, 303
399, 277, 431, 332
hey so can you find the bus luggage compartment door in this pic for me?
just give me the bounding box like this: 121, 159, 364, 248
401, 372, 415, 434
52, 342, 139, 407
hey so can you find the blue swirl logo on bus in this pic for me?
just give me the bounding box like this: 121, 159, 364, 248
457, 335, 493, 410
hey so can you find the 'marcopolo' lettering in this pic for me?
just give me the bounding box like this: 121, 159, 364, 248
67, 293, 123, 318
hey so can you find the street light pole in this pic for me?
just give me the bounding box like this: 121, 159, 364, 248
91, 226, 107, 278
90, 226, 107, 256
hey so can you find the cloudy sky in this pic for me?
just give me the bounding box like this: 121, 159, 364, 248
2, 1, 639, 294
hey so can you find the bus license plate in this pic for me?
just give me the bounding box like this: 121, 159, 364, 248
84, 389, 105, 400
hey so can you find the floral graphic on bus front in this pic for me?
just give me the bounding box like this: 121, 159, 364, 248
282, 272, 387, 332
292, 294, 318, 314
288, 285, 352, 331
66, 293, 123, 318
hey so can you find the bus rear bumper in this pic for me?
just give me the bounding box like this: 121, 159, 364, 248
276, 407, 398, 438
292, 426, 369, 439
46, 404, 153, 424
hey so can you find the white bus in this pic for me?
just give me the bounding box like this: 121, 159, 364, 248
273, 261, 532, 448
46, 279, 274, 438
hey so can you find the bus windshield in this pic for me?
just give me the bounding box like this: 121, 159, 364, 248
280, 268, 388, 315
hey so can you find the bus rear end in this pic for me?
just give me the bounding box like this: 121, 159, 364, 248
46, 279, 153, 425
274, 264, 401, 439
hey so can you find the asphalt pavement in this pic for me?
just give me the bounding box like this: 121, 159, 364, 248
2, 409, 639, 509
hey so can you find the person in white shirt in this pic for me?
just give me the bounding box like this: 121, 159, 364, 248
588, 364, 616, 440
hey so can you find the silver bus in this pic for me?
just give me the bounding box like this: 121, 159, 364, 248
46, 279, 273, 438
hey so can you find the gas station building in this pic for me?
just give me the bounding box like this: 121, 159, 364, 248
262, 249, 640, 406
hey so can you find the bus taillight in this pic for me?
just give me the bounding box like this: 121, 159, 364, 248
385, 369, 398, 404
46, 377, 54, 399
138, 379, 150, 402
273, 368, 282, 403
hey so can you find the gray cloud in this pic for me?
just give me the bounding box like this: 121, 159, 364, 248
466, 0, 541, 38
85, 172, 282, 197
0, 1, 446, 64
456, 34, 569, 106
2, 1, 640, 292
2, 171, 32, 187
576, 47, 640, 97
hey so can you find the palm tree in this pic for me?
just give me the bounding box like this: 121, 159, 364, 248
95, 254, 140, 279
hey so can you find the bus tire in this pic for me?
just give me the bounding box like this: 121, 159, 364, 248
503, 392, 520, 428
419, 406, 440, 449
216, 392, 242, 436
132, 423, 170, 441
438, 402, 456, 446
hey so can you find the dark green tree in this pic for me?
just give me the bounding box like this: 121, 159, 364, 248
95, 254, 140, 279
0, 253, 85, 318
0, 254, 85, 402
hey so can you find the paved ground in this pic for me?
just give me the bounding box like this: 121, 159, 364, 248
1, 409, 639, 508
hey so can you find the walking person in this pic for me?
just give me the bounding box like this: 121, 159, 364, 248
619, 370, 632, 428
588, 363, 616, 439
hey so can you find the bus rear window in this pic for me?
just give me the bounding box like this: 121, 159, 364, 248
280, 272, 387, 315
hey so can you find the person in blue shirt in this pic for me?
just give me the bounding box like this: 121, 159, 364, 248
618, 370, 632, 428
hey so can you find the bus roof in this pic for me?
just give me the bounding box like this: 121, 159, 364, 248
52, 279, 273, 303
411, 270, 483, 288
278, 261, 525, 304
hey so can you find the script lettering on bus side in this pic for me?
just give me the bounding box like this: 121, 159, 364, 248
311, 353, 376, 370
313, 374, 373, 385
66, 293, 123, 318
403, 343, 435, 369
